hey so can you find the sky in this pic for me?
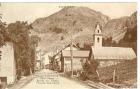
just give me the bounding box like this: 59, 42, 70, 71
0, 2, 137, 24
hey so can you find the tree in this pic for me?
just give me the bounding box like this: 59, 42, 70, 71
0, 15, 40, 77
80, 59, 99, 82
103, 37, 113, 46
7, 21, 34, 77
29, 35, 41, 73
30, 35, 41, 47
0, 20, 7, 47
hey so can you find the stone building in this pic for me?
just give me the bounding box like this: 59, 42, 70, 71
89, 23, 136, 68
0, 42, 16, 84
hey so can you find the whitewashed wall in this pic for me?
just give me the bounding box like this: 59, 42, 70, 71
98, 60, 120, 68
0, 43, 16, 84
64, 58, 84, 72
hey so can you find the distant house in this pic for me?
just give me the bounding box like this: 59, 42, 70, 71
0, 42, 16, 84
62, 50, 90, 73
52, 43, 80, 71
35, 60, 41, 70
89, 23, 136, 68
43, 52, 53, 66
35, 48, 43, 70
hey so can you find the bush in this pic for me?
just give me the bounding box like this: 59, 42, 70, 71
49, 26, 66, 34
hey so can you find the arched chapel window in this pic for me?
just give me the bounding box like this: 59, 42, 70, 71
98, 30, 99, 33
97, 37, 100, 43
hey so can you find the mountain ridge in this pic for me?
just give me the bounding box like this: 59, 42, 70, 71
31, 6, 137, 52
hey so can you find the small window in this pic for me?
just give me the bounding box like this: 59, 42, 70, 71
97, 37, 100, 42
98, 30, 100, 33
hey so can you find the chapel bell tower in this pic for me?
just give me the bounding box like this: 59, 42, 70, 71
93, 23, 102, 47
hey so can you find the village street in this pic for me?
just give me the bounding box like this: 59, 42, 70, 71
0, 3, 137, 89
21, 69, 93, 89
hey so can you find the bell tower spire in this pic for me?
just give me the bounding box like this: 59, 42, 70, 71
93, 23, 102, 47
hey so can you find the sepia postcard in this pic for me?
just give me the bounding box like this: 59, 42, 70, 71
0, 2, 137, 89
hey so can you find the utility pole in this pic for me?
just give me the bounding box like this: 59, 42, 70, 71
70, 36, 73, 77
70, 21, 75, 77
34, 45, 37, 73
39, 49, 42, 70
113, 61, 117, 84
